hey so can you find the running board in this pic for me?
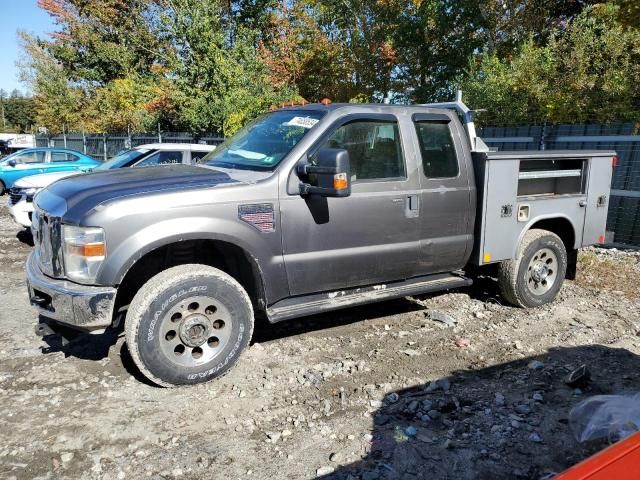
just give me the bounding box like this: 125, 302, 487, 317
266, 273, 472, 323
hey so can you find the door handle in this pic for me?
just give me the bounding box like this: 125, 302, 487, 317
579, 200, 587, 207
405, 195, 419, 218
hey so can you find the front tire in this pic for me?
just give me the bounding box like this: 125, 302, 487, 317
125, 264, 254, 387
0, 180, 5, 195
498, 229, 567, 308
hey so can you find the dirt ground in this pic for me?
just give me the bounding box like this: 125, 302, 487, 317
1, 201, 639, 480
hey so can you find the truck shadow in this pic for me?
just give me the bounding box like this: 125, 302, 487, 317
317, 344, 640, 480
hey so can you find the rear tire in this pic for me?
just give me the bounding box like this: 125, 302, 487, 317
498, 229, 567, 308
125, 264, 254, 387
0, 180, 5, 195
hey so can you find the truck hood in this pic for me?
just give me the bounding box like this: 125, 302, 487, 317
35, 164, 240, 222
15, 171, 80, 189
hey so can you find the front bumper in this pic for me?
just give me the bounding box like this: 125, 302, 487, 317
8, 199, 33, 228
26, 251, 117, 331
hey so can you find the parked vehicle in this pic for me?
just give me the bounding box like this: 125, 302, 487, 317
26, 96, 614, 387
0, 148, 99, 195
8, 143, 215, 228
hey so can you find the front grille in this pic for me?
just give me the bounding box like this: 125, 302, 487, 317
8, 188, 22, 206
34, 210, 63, 277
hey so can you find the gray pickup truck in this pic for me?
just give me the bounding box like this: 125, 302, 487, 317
26, 96, 615, 387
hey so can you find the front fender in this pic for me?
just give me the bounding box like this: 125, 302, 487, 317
97, 216, 288, 303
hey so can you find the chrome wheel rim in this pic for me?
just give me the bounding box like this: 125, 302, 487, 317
526, 247, 558, 295
158, 295, 233, 367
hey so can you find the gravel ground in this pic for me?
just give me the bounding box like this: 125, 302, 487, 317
1, 201, 639, 480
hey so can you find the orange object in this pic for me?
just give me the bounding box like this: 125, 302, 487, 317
555, 432, 640, 480
69, 243, 105, 257
333, 173, 348, 190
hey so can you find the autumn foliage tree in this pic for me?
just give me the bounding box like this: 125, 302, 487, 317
18, 0, 640, 134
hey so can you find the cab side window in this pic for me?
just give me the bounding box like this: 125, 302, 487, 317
414, 121, 459, 178
136, 151, 183, 166
16, 151, 46, 164
315, 120, 405, 182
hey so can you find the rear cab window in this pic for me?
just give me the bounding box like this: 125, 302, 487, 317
414, 119, 459, 178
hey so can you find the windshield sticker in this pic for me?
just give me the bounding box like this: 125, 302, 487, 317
284, 116, 319, 129
229, 149, 266, 160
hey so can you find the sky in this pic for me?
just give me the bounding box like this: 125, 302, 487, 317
0, 1, 54, 94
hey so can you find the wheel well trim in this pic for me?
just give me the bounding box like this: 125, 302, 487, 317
111, 231, 265, 288
514, 214, 579, 257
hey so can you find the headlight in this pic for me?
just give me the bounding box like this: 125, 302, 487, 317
62, 225, 106, 283
21, 187, 38, 201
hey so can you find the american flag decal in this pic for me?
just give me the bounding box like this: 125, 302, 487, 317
238, 204, 275, 232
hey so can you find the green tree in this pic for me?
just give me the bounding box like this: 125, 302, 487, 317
162, 0, 297, 135
18, 32, 84, 133
459, 4, 640, 125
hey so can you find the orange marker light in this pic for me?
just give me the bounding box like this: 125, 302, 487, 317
333, 173, 348, 190
70, 243, 106, 257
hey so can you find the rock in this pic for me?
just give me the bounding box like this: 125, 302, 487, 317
404, 426, 417, 437
528, 432, 543, 443
495, 393, 506, 406
401, 349, 421, 357
421, 399, 433, 411
532, 392, 544, 402
406, 400, 419, 413
527, 360, 545, 371
374, 414, 390, 426
329, 452, 342, 463
60, 452, 74, 463
317, 466, 335, 476
515, 404, 532, 415
455, 338, 471, 348
281, 429, 292, 437
425, 310, 456, 327
385, 392, 399, 403
427, 410, 441, 420
426, 378, 451, 393
266, 432, 281, 443
565, 365, 591, 388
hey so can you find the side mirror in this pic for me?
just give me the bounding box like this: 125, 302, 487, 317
298, 148, 351, 197
7, 159, 16, 167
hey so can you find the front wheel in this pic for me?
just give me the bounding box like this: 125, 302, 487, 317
498, 229, 567, 308
125, 264, 254, 387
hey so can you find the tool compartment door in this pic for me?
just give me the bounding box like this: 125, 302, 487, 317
582, 155, 614, 246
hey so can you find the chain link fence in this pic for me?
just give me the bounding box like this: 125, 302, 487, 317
35, 132, 225, 161
479, 123, 640, 247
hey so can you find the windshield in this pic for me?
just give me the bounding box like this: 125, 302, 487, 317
1, 149, 28, 164
95, 148, 150, 171
201, 110, 325, 170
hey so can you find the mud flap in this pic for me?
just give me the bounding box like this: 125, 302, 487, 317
566, 249, 578, 280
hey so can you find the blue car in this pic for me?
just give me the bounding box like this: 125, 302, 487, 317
0, 148, 100, 194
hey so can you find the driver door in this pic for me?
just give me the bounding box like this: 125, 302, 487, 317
280, 115, 422, 296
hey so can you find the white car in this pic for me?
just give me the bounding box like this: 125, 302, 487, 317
8, 143, 215, 228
